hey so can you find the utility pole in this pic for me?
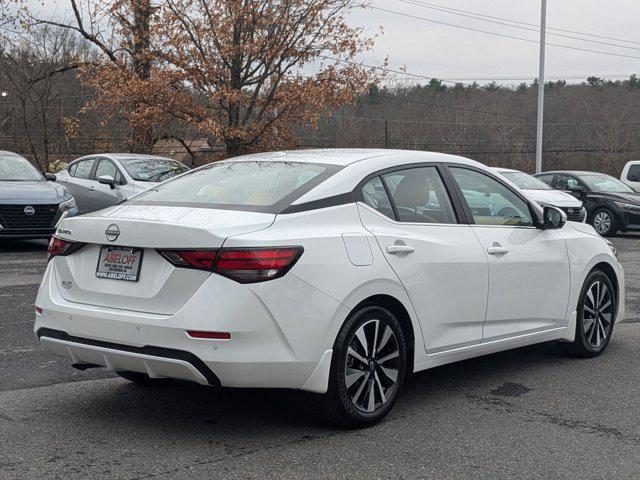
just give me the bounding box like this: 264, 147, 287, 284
535, 0, 547, 173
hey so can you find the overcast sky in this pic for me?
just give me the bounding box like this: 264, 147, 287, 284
27, 0, 640, 86
350, 0, 640, 85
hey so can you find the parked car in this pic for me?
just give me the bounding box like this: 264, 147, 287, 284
57, 154, 189, 214
0, 150, 77, 239
620, 160, 640, 192
37, 149, 624, 427
534, 170, 640, 236
493, 168, 586, 222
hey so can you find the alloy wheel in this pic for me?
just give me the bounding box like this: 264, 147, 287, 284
582, 280, 613, 349
344, 319, 400, 413
593, 211, 612, 235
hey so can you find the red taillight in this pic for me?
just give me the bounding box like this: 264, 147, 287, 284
47, 236, 85, 261
187, 330, 231, 340
158, 246, 303, 283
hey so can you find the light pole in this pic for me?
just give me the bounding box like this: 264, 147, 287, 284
535, 0, 547, 173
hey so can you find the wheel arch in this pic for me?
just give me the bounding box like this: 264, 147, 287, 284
591, 261, 620, 308
348, 294, 416, 375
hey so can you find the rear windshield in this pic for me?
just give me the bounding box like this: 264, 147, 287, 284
0, 153, 43, 181
119, 157, 189, 182
128, 160, 341, 213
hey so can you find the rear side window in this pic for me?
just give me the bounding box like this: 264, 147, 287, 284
129, 161, 340, 213
383, 167, 457, 224
627, 165, 640, 182
70, 159, 95, 179
361, 177, 394, 219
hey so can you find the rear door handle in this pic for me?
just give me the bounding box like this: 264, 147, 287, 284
386, 245, 415, 255
487, 245, 509, 255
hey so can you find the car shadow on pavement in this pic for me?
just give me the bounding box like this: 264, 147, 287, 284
41, 340, 576, 434
0, 239, 48, 252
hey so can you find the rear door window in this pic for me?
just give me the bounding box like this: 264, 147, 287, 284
71, 159, 95, 180
382, 167, 457, 224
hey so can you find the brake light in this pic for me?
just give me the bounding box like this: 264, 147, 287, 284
47, 237, 85, 261
158, 247, 303, 283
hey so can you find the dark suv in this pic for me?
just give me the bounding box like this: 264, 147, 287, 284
0, 151, 77, 239
534, 170, 640, 236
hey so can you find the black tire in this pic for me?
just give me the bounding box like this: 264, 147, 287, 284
116, 370, 158, 385
314, 305, 407, 428
560, 269, 617, 358
590, 208, 619, 237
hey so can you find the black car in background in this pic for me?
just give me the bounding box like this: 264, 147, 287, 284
534, 170, 640, 236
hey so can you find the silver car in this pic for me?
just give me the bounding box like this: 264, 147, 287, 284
0, 150, 77, 239
56, 154, 189, 214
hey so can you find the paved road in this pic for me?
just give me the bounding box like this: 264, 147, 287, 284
1, 236, 640, 479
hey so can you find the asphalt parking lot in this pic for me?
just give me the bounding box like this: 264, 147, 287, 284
1, 236, 640, 479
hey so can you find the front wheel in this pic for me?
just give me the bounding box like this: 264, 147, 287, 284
314, 305, 407, 428
591, 208, 618, 236
561, 270, 617, 358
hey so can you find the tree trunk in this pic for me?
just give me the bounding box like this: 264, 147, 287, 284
129, 0, 153, 153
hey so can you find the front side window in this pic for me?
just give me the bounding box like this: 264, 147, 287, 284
95, 159, 118, 181
450, 167, 534, 227
71, 159, 95, 179
119, 157, 188, 183
130, 161, 338, 213
555, 174, 582, 191
0, 153, 43, 181
383, 167, 457, 224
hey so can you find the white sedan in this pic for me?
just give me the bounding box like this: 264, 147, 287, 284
36, 149, 624, 427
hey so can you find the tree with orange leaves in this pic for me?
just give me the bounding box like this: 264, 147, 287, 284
6, 0, 379, 158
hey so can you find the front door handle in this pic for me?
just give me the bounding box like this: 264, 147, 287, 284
386, 245, 415, 255
487, 243, 509, 255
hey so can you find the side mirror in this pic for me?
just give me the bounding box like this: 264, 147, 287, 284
98, 174, 116, 190
45, 173, 57, 181
570, 185, 586, 195
543, 206, 566, 230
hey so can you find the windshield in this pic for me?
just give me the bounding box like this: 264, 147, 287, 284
500, 171, 551, 190
129, 161, 339, 213
581, 174, 634, 193
119, 157, 189, 183
0, 153, 43, 181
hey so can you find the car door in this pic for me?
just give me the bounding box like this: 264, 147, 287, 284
91, 158, 129, 210
448, 166, 570, 341
357, 165, 489, 353
58, 158, 97, 214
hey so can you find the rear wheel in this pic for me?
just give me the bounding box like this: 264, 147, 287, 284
314, 305, 407, 428
561, 270, 616, 358
591, 208, 618, 236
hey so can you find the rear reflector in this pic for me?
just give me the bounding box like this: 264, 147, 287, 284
187, 330, 231, 340
47, 236, 85, 262
35, 307, 43, 315
158, 246, 303, 283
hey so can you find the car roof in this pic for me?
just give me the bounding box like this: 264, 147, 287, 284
219, 148, 484, 168
535, 170, 604, 176
492, 167, 520, 173
0, 150, 25, 158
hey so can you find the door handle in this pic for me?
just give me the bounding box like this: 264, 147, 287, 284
487, 244, 509, 255
386, 245, 415, 255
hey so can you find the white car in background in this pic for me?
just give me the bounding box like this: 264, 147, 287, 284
493, 167, 587, 222
621, 160, 640, 192
36, 149, 623, 427
56, 154, 189, 214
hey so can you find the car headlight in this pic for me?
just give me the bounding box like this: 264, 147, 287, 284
58, 197, 76, 211
605, 239, 618, 259
613, 201, 640, 211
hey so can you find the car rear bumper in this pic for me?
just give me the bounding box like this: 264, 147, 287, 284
34, 261, 343, 393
